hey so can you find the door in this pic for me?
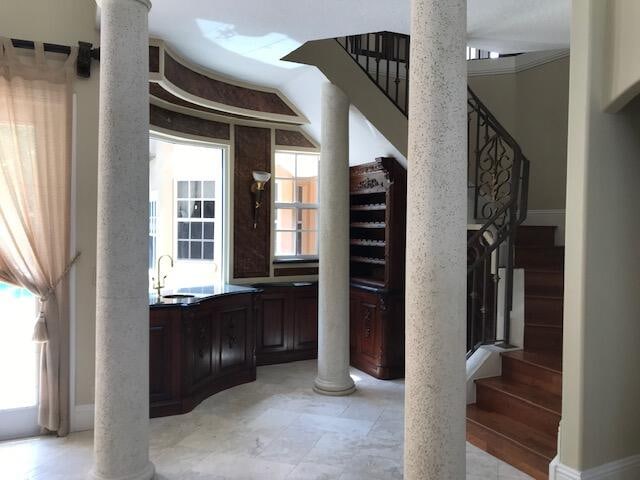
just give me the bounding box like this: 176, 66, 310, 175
0, 283, 39, 440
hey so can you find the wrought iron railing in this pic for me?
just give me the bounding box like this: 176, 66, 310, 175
337, 32, 530, 356
336, 33, 410, 116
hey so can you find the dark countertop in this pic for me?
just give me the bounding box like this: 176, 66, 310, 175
149, 284, 258, 308
251, 281, 316, 289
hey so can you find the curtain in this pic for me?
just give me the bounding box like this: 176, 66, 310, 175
0, 38, 78, 436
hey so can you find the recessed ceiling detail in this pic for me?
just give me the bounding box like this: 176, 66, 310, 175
149, 39, 308, 124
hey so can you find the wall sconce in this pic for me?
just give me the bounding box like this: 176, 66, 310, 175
251, 170, 271, 229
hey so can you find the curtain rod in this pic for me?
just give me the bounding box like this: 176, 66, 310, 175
9, 38, 100, 78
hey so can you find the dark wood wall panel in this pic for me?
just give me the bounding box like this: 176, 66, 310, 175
234, 125, 272, 278
164, 53, 297, 116
150, 83, 279, 123
275, 129, 316, 149
149, 46, 160, 73
150, 104, 230, 140
274, 267, 319, 277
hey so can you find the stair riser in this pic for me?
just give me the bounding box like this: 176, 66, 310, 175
525, 297, 563, 326
515, 249, 564, 270
467, 420, 551, 480
516, 227, 556, 249
524, 325, 563, 352
525, 271, 564, 296
502, 356, 562, 397
476, 384, 560, 437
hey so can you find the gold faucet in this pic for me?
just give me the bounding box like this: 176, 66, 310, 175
152, 254, 174, 298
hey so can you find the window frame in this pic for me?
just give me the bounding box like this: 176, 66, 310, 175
273, 150, 319, 261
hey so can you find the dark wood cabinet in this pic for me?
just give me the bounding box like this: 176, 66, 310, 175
254, 282, 318, 365
149, 308, 181, 407
350, 287, 404, 379
149, 292, 256, 418
350, 158, 406, 379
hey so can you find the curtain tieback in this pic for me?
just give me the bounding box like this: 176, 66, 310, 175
32, 252, 82, 343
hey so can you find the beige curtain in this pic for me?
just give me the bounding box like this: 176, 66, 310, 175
0, 38, 78, 436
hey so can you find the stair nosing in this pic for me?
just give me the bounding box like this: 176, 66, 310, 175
526, 323, 563, 330
525, 293, 564, 300
466, 410, 556, 461
501, 351, 562, 375
476, 378, 561, 416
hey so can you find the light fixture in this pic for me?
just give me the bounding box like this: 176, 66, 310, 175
251, 170, 271, 229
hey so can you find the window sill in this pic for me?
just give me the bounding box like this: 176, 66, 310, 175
273, 257, 319, 265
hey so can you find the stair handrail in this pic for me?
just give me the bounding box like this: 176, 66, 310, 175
336, 31, 530, 354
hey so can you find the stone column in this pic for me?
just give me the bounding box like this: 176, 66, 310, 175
404, 1, 467, 479
314, 83, 355, 397
92, 1, 154, 479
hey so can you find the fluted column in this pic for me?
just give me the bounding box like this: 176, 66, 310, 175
314, 83, 355, 397
404, 1, 467, 479
92, 0, 154, 479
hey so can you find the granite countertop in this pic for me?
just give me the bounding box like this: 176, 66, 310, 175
149, 284, 258, 308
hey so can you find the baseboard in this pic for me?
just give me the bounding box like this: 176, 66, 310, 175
550, 454, 640, 480
71, 403, 94, 432
524, 209, 566, 245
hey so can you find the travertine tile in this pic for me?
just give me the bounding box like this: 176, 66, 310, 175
0, 360, 532, 479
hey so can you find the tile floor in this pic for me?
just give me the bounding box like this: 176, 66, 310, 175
0, 360, 532, 479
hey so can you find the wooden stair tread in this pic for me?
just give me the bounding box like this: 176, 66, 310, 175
467, 404, 557, 460
476, 377, 561, 415
502, 350, 562, 373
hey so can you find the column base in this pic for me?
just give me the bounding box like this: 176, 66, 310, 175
313, 376, 356, 396
90, 461, 155, 480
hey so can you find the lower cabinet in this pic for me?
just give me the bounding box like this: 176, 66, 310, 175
254, 282, 318, 365
149, 292, 256, 418
350, 286, 404, 379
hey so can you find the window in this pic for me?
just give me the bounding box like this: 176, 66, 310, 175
274, 151, 319, 258
149, 138, 224, 289
149, 198, 157, 269
0, 283, 38, 411
176, 180, 216, 260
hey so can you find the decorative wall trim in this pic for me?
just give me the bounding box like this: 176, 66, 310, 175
523, 209, 566, 245
550, 455, 640, 480
71, 404, 94, 432
149, 39, 308, 124
468, 49, 570, 77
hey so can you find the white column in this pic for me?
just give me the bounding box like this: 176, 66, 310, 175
404, 1, 467, 479
92, 1, 154, 479
314, 83, 355, 397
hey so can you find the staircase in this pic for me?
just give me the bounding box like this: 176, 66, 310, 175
467, 225, 564, 479
288, 31, 554, 479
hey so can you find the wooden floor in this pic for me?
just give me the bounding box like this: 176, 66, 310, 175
467, 225, 564, 480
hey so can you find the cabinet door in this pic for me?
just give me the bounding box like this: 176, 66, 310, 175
354, 294, 380, 362
184, 306, 217, 394
293, 289, 318, 352
149, 308, 180, 404
256, 292, 291, 354
219, 308, 249, 372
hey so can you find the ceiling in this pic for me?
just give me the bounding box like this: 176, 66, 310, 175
148, 0, 571, 88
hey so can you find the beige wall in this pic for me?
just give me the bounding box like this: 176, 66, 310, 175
468, 56, 570, 211
1, 0, 100, 406
560, 0, 640, 473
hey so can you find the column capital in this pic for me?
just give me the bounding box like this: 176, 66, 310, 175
96, 0, 152, 11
